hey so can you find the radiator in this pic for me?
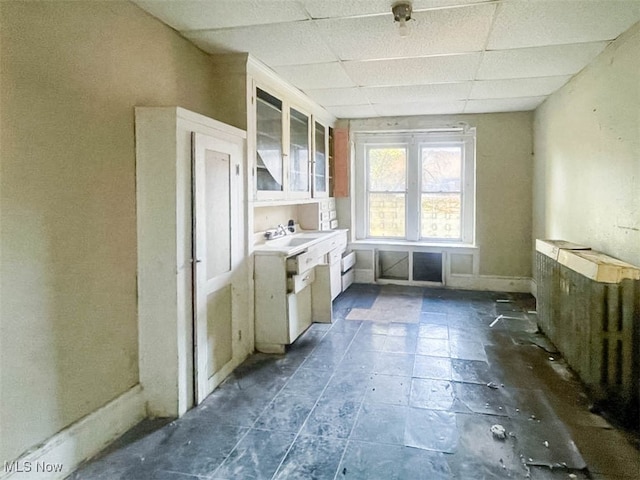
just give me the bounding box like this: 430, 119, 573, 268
535, 240, 640, 426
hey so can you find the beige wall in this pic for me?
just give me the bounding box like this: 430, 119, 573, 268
0, 1, 221, 463
474, 112, 533, 277
533, 22, 640, 268
349, 111, 534, 278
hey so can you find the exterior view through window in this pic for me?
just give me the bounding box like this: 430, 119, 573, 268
421, 145, 462, 240
357, 129, 475, 244
367, 147, 406, 237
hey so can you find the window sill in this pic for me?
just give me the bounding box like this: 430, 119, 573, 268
350, 239, 478, 250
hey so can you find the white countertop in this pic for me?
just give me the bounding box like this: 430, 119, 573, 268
253, 229, 347, 257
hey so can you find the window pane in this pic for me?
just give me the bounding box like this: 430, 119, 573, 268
314, 122, 326, 193
422, 146, 461, 192
369, 193, 405, 237
368, 148, 406, 191
289, 108, 309, 192
421, 193, 461, 239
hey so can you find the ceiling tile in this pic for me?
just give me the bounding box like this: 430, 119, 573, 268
374, 101, 466, 116
488, 0, 640, 50
469, 75, 572, 100
363, 83, 471, 104
464, 96, 547, 114
301, 0, 491, 19
343, 53, 481, 87
273, 62, 356, 90
133, 0, 309, 31
314, 4, 496, 61
183, 21, 337, 66
326, 104, 377, 119
304, 87, 369, 106
477, 42, 608, 80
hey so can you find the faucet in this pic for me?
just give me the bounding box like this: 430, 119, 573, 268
264, 224, 289, 240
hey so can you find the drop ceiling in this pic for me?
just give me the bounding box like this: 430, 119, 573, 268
133, 0, 640, 118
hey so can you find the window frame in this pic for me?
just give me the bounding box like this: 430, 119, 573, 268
355, 129, 476, 245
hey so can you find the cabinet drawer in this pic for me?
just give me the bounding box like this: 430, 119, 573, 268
320, 210, 331, 222
319, 199, 331, 211
329, 209, 337, 221
328, 248, 342, 265
332, 230, 347, 251
320, 221, 331, 231
342, 268, 355, 291
328, 197, 336, 209
330, 219, 338, 229
341, 251, 356, 272
286, 250, 322, 275
287, 268, 315, 294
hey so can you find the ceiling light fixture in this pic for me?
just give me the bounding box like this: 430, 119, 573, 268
392, 1, 412, 37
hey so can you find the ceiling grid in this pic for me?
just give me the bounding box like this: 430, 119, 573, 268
133, 0, 640, 118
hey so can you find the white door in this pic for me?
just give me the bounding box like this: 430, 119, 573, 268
192, 131, 242, 404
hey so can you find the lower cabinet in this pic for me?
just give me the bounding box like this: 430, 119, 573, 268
254, 230, 347, 353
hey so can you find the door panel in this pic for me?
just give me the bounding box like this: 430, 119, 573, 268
207, 284, 233, 376
192, 132, 242, 404
205, 150, 232, 278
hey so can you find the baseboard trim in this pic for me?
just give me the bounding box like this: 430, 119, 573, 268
446, 274, 533, 293
1, 385, 145, 480
352, 270, 533, 293
530, 278, 538, 298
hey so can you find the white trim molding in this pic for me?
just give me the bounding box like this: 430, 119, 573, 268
1, 386, 145, 480
446, 274, 533, 293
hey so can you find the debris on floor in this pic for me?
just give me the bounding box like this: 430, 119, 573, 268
491, 424, 507, 440
68, 286, 640, 480
489, 315, 503, 327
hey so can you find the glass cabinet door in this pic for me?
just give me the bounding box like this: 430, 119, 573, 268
289, 108, 310, 195
313, 121, 328, 197
256, 88, 284, 192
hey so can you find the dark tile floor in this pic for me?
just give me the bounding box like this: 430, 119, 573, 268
71, 285, 640, 480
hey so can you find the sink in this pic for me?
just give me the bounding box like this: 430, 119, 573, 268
254, 229, 344, 257
268, 234, 322, 247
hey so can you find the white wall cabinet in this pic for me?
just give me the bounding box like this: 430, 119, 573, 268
255, 84, 325, 202
208, 54, 335, 206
